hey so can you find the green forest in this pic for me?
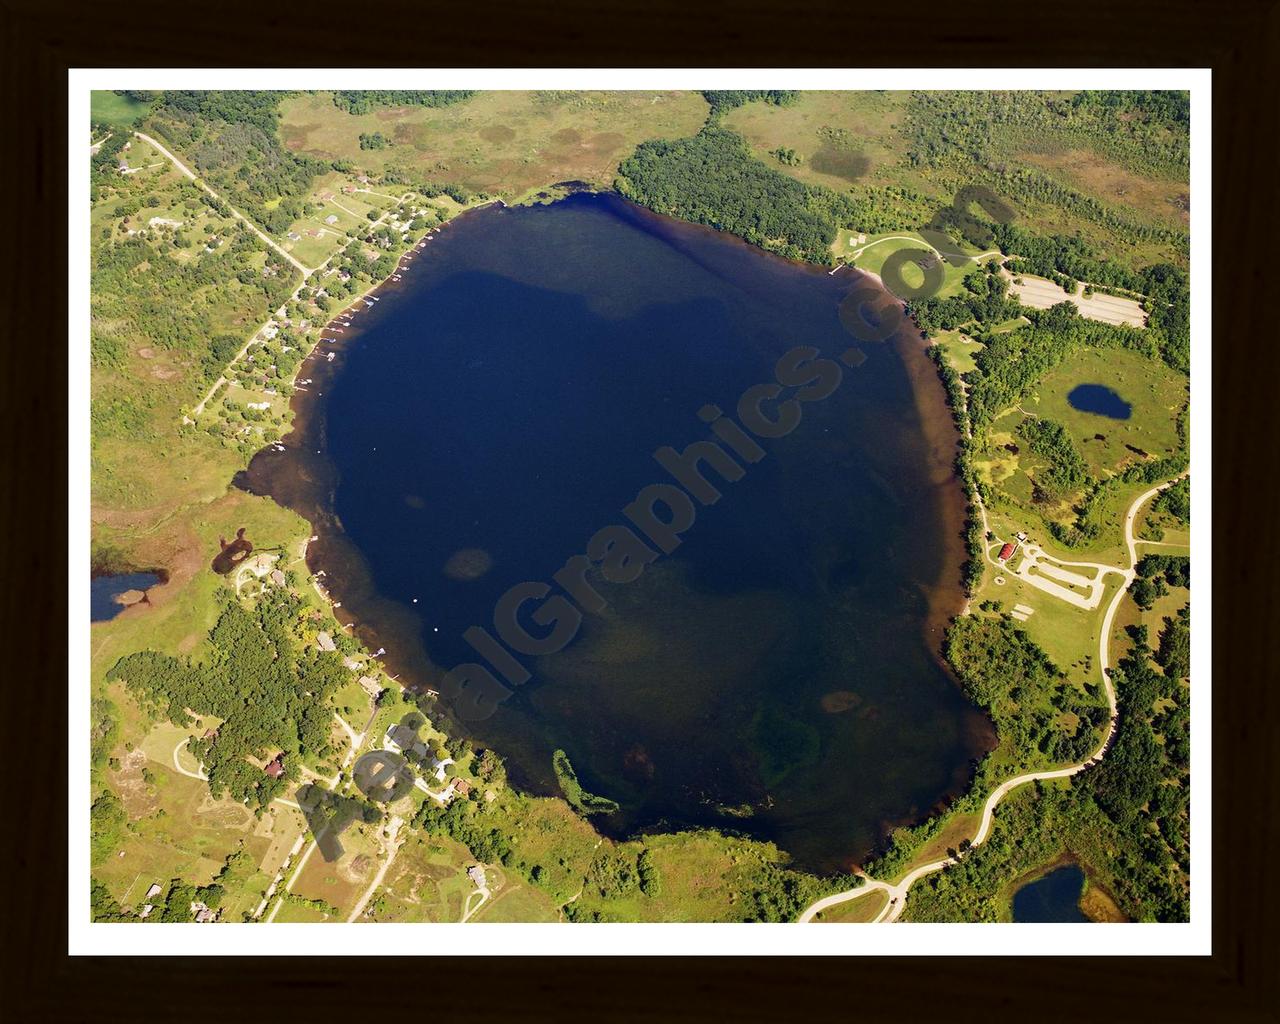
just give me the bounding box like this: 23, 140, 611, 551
106, 588, 347, 811
617, 127, 858, 262
330, 90, 476, 114
145, 91, 334, 235
891, 606, 1189, 922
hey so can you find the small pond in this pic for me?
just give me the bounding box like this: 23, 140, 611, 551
1067, 384, 1132, 420
1012, 863, 1090, 922
91, 572, 162, 622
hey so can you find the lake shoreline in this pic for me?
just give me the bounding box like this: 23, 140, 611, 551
235, 191, 993, 872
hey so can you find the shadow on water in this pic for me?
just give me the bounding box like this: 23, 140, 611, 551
237, 192, 994, 873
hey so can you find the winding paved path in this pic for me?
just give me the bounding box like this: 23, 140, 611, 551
799, 477, 1182, 923
847, 234, 1002, 264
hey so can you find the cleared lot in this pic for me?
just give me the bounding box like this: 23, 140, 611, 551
1005, 272, 1147, 327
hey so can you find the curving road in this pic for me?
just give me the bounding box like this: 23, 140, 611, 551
799, 477, 1182, 923
847, 234, 1002, 264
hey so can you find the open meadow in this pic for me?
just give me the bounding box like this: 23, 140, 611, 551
280, 91, 710, 201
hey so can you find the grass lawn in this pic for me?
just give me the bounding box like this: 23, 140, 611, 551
835, 230, 986, 300
814, 889, 889, 923
91, 91, 152, 129
934, 329, 985, 374
971, 551, 1125, 691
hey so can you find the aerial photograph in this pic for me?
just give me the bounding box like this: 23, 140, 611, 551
84, 83, 1195, 933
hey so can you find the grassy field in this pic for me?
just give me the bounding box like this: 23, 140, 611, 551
724, 91, 912, 193
972, 344, 1187, 564
279, 91, 710, 200
834, 230, 988, 299
1110, 579, 1190, 670
365, 832, 477, 923
723, 90, 1189, 274
1017, 145, 1189, 231
470, 866, 563, 922
1138, 501, 1192, 548
813, 890, 889, 923
975, 559, 1125, 690
278, 171, 401, 267
91, 91, 152, 129
933, 329, 986, 374
1034, 348, 1188, 471
291, 819, 385, 918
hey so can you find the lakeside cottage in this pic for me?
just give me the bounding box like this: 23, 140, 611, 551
316, 631, 337, 652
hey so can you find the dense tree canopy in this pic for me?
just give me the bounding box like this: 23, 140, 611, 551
331, 90, 475, 114
617, 127, 856, 263
107, 588, 346, 810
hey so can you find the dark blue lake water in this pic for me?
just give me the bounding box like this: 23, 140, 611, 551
1067, 384, 1132, 419
243, 193, 991, 872
91, 572, 162, 622
1012, 864, 1089, 922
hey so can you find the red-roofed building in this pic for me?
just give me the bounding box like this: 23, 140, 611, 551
264, 754, 285, 779
998, 542, 1017, 562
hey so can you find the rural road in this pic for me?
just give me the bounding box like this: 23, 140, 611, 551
185, 203, 400, 419
134, 131, 312, 278
347, 815, 405, 922
254, 833, 306, 920
799, 477, 1182, 923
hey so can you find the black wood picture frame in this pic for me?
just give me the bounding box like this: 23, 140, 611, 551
4, 1, 1275, 1018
